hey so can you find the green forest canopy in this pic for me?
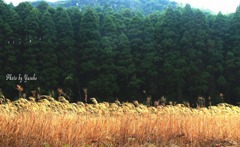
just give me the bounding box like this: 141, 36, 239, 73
1, 0, 240, 105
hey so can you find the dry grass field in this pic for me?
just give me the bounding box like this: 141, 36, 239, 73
0, 98, 240, 146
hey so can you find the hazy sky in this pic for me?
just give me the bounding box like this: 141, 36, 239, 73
4, 0, 58, 6
173, 0, 239, 14
4, 0, 240, 14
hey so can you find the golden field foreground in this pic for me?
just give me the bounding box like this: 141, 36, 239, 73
0, 98, 240, 147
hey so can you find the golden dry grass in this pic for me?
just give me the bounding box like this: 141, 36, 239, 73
0, 99, 240, 146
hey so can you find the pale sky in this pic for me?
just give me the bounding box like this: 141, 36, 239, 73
172, 0, 239, 14
4, 0, 240, 14
4, 0, 58, 6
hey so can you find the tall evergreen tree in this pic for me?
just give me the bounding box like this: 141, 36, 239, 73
15, 2, 33, 23
0, 15, 18, 98
67, 7, 82, 41
54, 7, 76, 90
226, 6, 240, 102
79, 7, 101, 98
38, 10, 59, 92
89, 13, 119, 99
193, 10, 212, 97
36, 1, 49, 15
116, 33, 140, 99
155, 7, 184, 100
21, 8, 41, 91
139, 17, 159, 97
127, 15, 144, 66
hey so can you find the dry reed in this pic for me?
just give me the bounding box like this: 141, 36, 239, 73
0, 101, 239, 146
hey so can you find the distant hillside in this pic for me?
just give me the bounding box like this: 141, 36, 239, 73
31, 0, 177, 14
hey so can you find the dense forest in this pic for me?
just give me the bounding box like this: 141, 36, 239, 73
31, 0, 177, 15
0, 0, 240, 105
